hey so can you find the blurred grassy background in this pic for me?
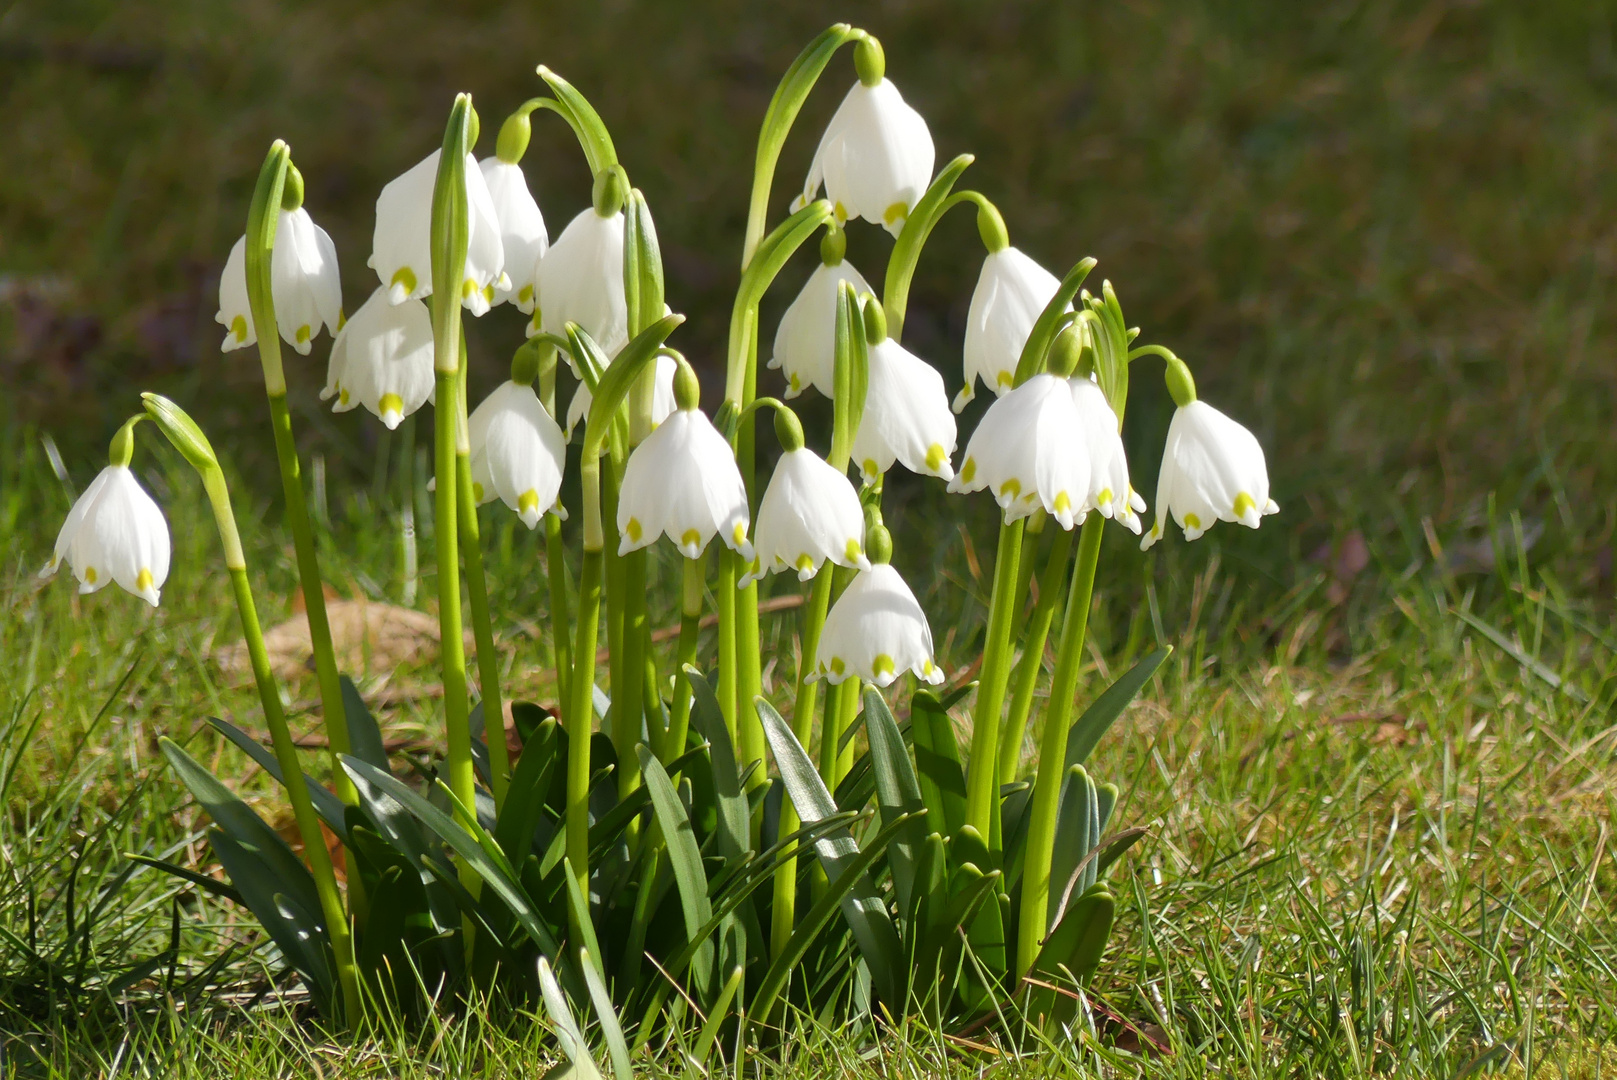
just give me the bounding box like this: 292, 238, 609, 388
3, 0, 1616, 609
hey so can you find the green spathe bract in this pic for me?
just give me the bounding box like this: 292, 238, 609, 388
42, 18, 1280, 1063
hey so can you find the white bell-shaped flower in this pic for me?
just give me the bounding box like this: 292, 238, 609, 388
957, 247, 1063, 411
531, 208, 627, 360
466, 380, 567, 529
767, 259, 873, 399
322, 286, 435, 430
565, 353, 678, 441
216, 208, 343, 356
741, 409, 870, 587
851, 336, 956, 485
1070, 377, 1146, 534
41, 465, 170, 607
479, 157, 548, 312
369, 149, 507, 316
813, 561, 943, 688
1142, 399, 1278, 549
948, 374, 1090, 530
799, 78, 935, 237
616, 363, 753, 560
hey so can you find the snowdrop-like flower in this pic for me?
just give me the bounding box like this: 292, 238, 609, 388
768, 257, 873, 400
216, 208, 342, 355
616, 361, 753, 560
369, 149, 507, 316
531, 207, 627, 360
740, 410, 870, 587
851, 335, 956, 485
322, 286, 435, 430
466, 380, 567, 529
1141, 399, 1278, 549
565, 352, 678, 441
948, 373, 1089, 530
479, 156, 547, 312
813, 531, 943, 687
1069, 377, 1146, 533
798, 77, 935, 237
41, 464, 170, 607
956, 247, 1063, 411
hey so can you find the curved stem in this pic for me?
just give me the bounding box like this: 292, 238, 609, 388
1016, 514, 1103, 977
964, 518, 1024, 845
879, 158, 979, 343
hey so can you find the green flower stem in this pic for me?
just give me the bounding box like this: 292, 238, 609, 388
538, 353, 572, 713
189, 449, 360, 1028
666, 554, 705, 760
770, 566, 833, 959
716, 551, 739, 742
567, 454, 606, 918
241, 143, 356, 813
964, 518, 1025, 845
999, 525, 1075, 784
1016, 513, 1103, 978
616, 544, 648, 799
455, 443, 509, 808
428, 97, 477, 869
880, 156, 977, 342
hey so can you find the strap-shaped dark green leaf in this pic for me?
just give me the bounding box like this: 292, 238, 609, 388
341, 676, 389, 773
208, 828, 334, 1009
756, 697, 905, 1006
536, 65, 618, 175
862, 687, 926, 917
159, 738, 323, 924
495, 715, 560, 867
341, 756, 561, 957
636, 746, 715, 995
1035, 882, 1114, 986
206, 716, 348, 842
746, 808, 914, 1030
685, 666, 748, 865
910, 692, 968, 840
127, 854, 244, 906
1064, 646, 1170, 769
579, 943, 633, 1080
580, 313, 684, 460
1011, 257, 1097, 387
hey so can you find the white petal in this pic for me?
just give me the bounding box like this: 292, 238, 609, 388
851, 338, 956, 484
770, 261, 872, 400
806, 80, 935, 233
961, 248, 1063, 409
335, 287, 436, 427
479, 158, 548, 312
745, 448, 866, 586
216, 237, 255, 353
536, 209, 626, 358
815, 563, 941, 686
372, 150, 439, 303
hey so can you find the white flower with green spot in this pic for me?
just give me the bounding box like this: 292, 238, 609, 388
41, 465, 170, 607
616, 364, 752, 560
956, 247, 1063, 412
368, 149, 507, 316
851, 336, 956, 486
768, 258, 873, 400
1142, 399, 1277, 549
216, 207, 342, 356
479, 156, 548, 312
741, 409, 870, 587
1070, 377, 1146, 533
322, 286, 435, 430
797, 76, 935, 237
530, 207, 627, 360
466, 380, 567, 529
813, 561, 943, 688
948, 373, 1090, 530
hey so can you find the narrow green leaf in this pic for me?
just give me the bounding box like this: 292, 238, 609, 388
535, 66, 618, 174
1064, 646, 1171, 769
1035, 883, 1114, 986
495, 715, 561, 866
127, 854, 243, 906
206, 716, 348, 841
684, 666, 749, 864
637, 746, 715, 994
341, 676, 389, 772
862, 687, 926, 916
910, 692, 967, 839
581, 313, 684, 458
694, 965, 744, 1067
1011, 257, 1098, 387
579, 945, 633, 1080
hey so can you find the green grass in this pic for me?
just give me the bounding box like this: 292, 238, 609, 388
6, 0, 1617, 1076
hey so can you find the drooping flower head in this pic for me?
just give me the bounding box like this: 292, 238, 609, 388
531, 171, 630, 362
369, 148, 507, 316
1069, 376, 1145, 534
322, 286, 435, 430
957, 246, 1065, 412
741, 406, 870, 587
813, 520, 943, 688
479, 156, 548, 312
797, 45, 935, 237
849, 300, 956, 486
949, 372, 1090, 530
768, 226, 873, 400
216, 203, 342, 356
40, 421, 170, 608
1141, 358, 1277, 549
466, 377, 567, 530
617, 359, 753, 560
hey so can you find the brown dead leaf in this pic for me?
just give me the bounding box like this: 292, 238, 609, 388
216, 598, 473, 682
274, 812, 347, 884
